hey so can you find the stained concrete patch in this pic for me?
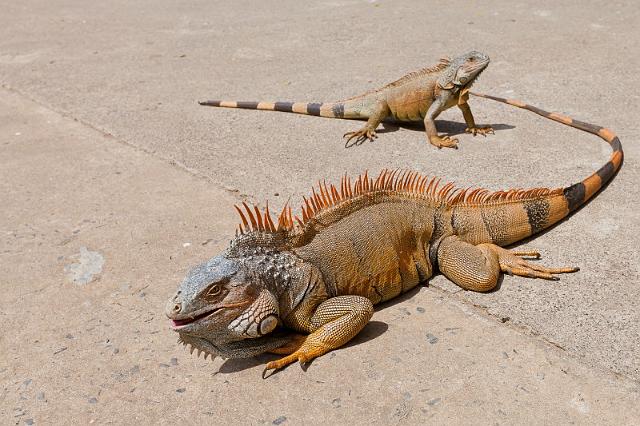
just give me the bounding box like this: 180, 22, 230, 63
232, 47, 274, 61
570, 393, 591, 414
0, 51, 41, 64
534, 10, 553, 18
64, 246, 104, 285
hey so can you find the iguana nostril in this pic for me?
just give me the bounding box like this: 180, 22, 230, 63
173, 304, 181, 313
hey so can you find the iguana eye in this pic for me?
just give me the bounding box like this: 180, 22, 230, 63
207, 284, 222, 298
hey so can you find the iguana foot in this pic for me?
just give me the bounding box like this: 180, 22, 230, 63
267, 333, 306, 355
343, 127, 377, 147
438, 237, 580, 292
492, 246, 579, 280
429, 135, 458, 149
465, 126, 494, 137
263, 338, 330, 378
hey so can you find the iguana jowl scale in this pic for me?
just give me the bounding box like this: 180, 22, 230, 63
200, 51, 494, 149
166, 93, 623, 376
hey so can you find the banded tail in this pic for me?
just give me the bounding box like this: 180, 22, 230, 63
465, 91, 624, 245
198, 100, 346, 119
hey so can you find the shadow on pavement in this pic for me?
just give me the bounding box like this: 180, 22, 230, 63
217, 320, 390, 375
344, 120, 515, 148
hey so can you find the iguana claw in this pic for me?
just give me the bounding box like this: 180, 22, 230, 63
262, 366, 274, 379
343, 128, 377, 148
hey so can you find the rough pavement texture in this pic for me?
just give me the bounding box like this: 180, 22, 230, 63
1, 0, 639, 424
1, 90, 638, 424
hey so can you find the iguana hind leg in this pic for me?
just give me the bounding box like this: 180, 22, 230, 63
263, 295, 373, 375
343, 101, 389, 147
437, 236, 579, 292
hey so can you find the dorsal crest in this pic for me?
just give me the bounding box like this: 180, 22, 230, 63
233, 169, 563, 237
234, 201, 297, 235
381, 57, 451, 90
342, 57, 451, 101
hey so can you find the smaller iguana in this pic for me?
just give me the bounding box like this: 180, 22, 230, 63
166, 93, 622, 377
199, 51, 493, 149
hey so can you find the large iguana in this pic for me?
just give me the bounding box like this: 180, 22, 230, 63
199, 51, 493, 149
166, 93, 622, 376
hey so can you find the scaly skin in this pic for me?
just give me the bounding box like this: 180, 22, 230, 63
199, 51, 493, 149
166, 93, 622, 376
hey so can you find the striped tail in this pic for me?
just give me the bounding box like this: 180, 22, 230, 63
471, 91, 623, 212
198, 100, 346, 119
460, 91, 623, 246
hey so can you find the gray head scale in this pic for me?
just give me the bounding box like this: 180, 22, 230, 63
165, 253, 289, 359
166, 254, 244, 342
438, 50, 490, 90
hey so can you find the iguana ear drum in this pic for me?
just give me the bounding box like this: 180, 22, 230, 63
259, 315, 278, 336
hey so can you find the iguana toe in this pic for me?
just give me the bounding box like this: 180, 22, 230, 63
263, 353, 298, 377
465, 126, 494, 136
494, 246, 580, 280
429, 135, 458, 149
343, 128, 377, 148
262, 347, 315, 376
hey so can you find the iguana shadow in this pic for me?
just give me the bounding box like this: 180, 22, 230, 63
345, 120, 515, 148
216, 273, 511, 375
216, 320, 389, 375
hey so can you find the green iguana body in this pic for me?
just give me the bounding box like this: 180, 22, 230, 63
167, 93, 623, 376
200, 51, 493, 149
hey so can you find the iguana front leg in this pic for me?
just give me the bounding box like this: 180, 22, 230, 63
343, 100, 389, 147
263, 295, 374, 375
424, 99, 458, 149
458, 102, 494, 136
437, 236, 579, 292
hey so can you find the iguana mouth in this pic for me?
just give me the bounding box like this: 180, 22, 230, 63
170, 300, 251, 330
171, 307, 223, 329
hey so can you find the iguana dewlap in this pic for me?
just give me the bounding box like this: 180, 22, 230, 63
200, 51, 493, 149
166, 93, 622, 376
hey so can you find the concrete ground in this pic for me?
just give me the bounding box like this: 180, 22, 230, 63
1, 1, 639, 424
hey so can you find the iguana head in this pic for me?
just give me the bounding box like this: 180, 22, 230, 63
438, 51, 490, 90
167, 255, 267, 338
165, 201, 326, 360
165, 216, 319, 359
165, 250, 293, 359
